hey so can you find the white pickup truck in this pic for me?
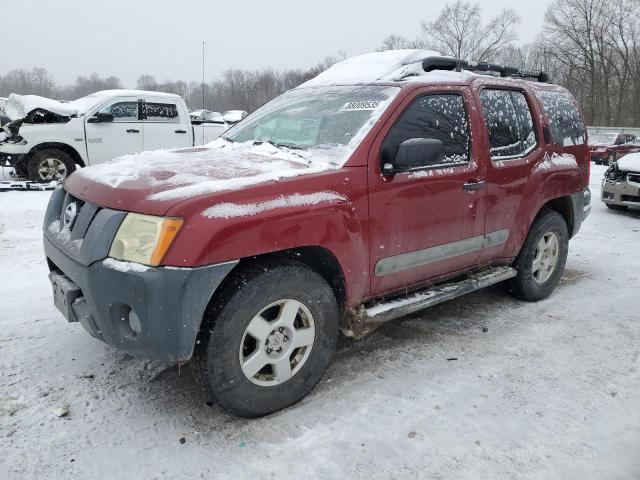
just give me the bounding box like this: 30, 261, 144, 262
0, 90, 225, 181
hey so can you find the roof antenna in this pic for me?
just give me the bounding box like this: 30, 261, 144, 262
202, 41, 205, 144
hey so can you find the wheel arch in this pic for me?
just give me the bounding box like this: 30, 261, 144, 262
27, 142, 86, 168
541, 195, 575, 237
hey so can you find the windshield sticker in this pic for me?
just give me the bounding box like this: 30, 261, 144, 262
340, 101, 381, 112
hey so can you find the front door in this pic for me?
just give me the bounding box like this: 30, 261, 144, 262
85, 99, 143, 164
368, 88, 487, 296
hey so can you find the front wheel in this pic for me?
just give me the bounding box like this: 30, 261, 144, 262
27, 149, 76, 182
607, 153, 617, 166
191, 261, 339, 418
509, 210, 569, 301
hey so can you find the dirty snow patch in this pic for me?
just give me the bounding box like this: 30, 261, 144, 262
203, 191, 347, 219
102, 258, 151, 273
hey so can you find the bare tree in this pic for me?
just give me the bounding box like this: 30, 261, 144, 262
421, 1, 521, 61
377, 34, 412, 51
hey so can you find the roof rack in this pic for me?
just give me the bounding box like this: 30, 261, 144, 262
422, 57, 550, 83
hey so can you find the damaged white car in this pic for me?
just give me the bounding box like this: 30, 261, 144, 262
602, 152, 640, 210
0, 90, 195, 181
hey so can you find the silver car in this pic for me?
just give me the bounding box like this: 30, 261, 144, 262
602, 153, 640, 210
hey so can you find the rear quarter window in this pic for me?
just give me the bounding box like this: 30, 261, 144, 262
536, 91, 585, 147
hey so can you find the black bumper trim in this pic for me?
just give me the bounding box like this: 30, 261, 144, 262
45, 236, 238, 361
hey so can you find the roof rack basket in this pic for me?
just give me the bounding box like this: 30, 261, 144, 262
422, 57, 550, 83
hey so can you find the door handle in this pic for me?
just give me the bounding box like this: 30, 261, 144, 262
463, 180, 486, 191
126, 129, 140, 133
175, 129, 187, 134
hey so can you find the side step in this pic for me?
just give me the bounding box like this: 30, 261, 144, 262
364, 266, 517, 325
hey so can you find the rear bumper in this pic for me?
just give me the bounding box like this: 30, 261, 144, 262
570, 188, 591, 237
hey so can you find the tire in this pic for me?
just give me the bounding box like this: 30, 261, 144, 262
606, 203, 628, 211
191, 260, 339, 418
607, 153, 616, 166
509, 210, 569, 301
27, 149, 75, 182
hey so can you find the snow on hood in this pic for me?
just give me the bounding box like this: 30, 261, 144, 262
301, 49, 474, 87
5, 89, 181, 121
617, 153, 640, 172
75, 139, 342, 202
4, 93, 111, 121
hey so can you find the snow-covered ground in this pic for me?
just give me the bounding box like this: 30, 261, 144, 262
1, 165, 639, 479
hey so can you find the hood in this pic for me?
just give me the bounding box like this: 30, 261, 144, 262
616, 153, 640, 172
4, 92, 108, 122
64, 139, 340, 216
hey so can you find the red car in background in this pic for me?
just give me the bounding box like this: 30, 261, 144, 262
589, 132, 640, 165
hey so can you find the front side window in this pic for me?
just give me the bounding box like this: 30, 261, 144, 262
98, 101, 138, 122
224, 86, 400, 165
381, 93, 471, 166
480, 89, 537, 160
144, 102, 179, 122
535, 90, 585, 146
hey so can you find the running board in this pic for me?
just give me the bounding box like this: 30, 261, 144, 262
364, 266, 517, 325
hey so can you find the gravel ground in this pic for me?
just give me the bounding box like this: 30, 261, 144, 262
1, 164, 639, 479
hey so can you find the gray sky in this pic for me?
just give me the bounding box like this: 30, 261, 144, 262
1, 0, 551, 88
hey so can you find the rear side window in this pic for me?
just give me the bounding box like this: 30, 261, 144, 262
144, 102, 179, 122
535, 91, 585, 146
480, 89, 537, 160
381, 93, 470, 165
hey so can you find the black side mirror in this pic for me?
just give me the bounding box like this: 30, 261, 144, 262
385, 138, 444, 174
87, 112, 114, 123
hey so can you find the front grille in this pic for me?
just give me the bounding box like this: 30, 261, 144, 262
621, 194, 640, 203
48, 191, 102, 247
628, 173, 640, 184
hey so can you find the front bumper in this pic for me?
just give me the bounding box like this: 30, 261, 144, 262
602, 178, 640, 208
43, 187, 238, 361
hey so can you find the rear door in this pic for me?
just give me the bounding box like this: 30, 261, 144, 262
142, 99, 192, 151
84, 98, 143, 164
367, 87, 487, 296
475, 87, 546, 264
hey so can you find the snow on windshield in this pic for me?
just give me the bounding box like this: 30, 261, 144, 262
224, 85, 399, 162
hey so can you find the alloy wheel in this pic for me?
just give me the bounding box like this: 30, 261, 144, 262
37, 158, 67, 181
239, 299, 316, 387
532, 232, 560, 284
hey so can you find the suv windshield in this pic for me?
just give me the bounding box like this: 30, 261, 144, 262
223, 86, 399, 163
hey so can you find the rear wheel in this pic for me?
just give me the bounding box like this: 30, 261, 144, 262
509, 210, 569, 301
191, 261, 339, 418
27, 149, 75, 182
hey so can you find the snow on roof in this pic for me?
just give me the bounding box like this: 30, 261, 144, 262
89, 89, 181, 99
5, 89, 182, 120
617, 153, 640, 172
301, 49, 474, 87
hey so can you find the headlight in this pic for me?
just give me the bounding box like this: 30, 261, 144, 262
109, 213, 183, 266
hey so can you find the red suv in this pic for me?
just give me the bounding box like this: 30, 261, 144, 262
589, 131, 640, 166
43, 51, 591, 417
